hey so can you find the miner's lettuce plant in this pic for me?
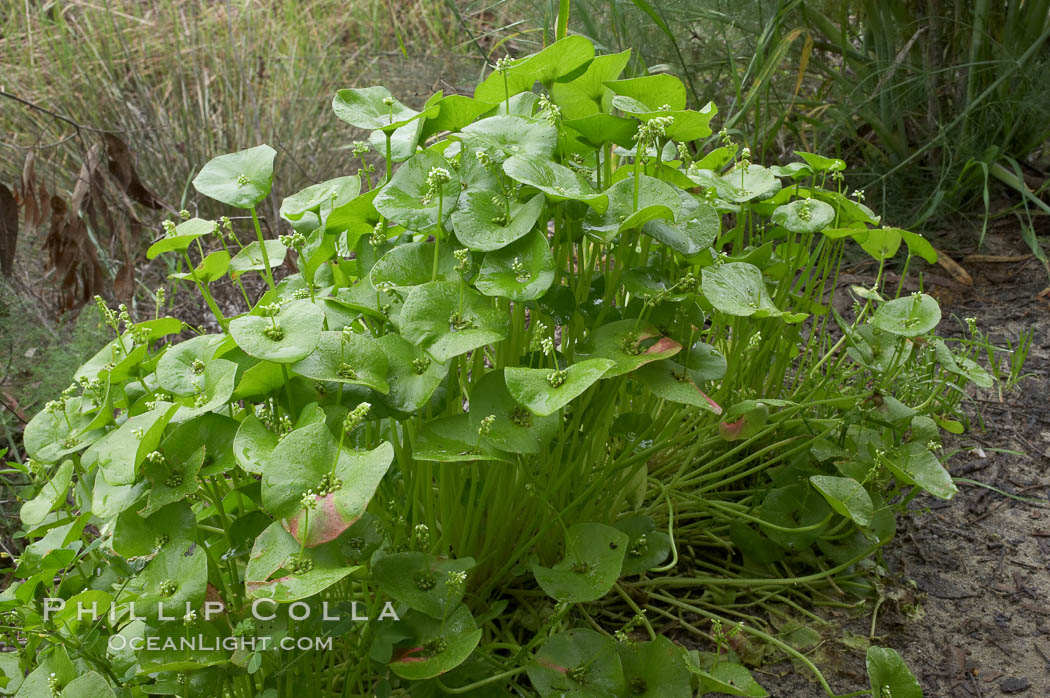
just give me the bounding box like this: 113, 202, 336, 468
3, 32, 1001, 697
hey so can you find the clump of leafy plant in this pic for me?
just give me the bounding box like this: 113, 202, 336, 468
3, 31, 1009, 697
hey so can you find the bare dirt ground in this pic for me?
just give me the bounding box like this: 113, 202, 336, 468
752, 227, 1050, 697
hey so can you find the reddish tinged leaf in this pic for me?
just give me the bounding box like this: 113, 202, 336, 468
283, 492, 360, 548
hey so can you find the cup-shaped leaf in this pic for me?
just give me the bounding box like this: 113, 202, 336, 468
147, 218, 217, 259
759, 484, 830, 551
369, 240, 459, 290
503, 154, 608, 213
229, 299, 324, 363
412, 414, 514, 463
192, 144, 276, 209
474, 35, 595, 103
233, 415, 278, 475
796, 150, 846, 173
281, 175, 361, 222
605, 74, 687, 111
809, 475, 874, 527
262, 422, 393, 545
504, 358, 614, 416
372, 552, 475, 618
866, 647, 923, 698
612, 96, 717, 141
135, 541, 207, 622
389, 605, 482, 680
684, 656, 770, 697
169, 249, 229, 285
20, 460, 73, 528
376, 334, 449, 414
871, 293, 941, 337
475, 230, 555, 301
452, 191, 546, 252
528, 629, 626, 697
229, 239, 287, 280
469, 369, 559, 454
23, 397, 106, 463
332, 86, 420, 132
619, 636, 693, 698
632, 360, 722, 414
691, 164, 781, 203
245, 521, 359, 601
550, 49, 632, 118
702, 262, 807, 322
771, 198, 836, 233
397, 281, 509, 363
612, 514, 671, 576
584, 175, 680, 243
170, 358, 237, 422
113, 501, 195, 558
563, 113, 639, 148
141, 444, 203, 515
532, 523, 628, 603
883, 441, 957, 499
156, 333, 223, 396
420, 93, 494, 139
85, 403, 178, 486
458, 115, 557, 165
643, 198, 719, 257
374, 149, 460, 232
290, 331, 390, 394
575, 319, 681, 377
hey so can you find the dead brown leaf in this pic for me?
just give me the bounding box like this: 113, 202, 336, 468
0, 182, 17, 275
932, 247, 974, 286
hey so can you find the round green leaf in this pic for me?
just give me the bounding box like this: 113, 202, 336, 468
397, 281, 509, 363
760, 484, 830, 551
643, 198, 719, 256
612, 514, 671, 576
136, 540, 207, 621
584, 175, 679, 243
281, 175, 361, 221
147, 217, 217, 259
412, 414, 514, 463
233, 414, 278, 475
503, 154, 608, 212
246, 521, 359, 601
576, 319, 681, 378
475, 229, 555, 301
156, 334, 223, 396
332, 86, 420, 132
809, 475, 874, 527
374, 149, 460, 232
262, 422, 393, 545
459, 115, 557, 164
192, 144, 276, 209
469, 369, 559, 455
451, 191, 546, 252
372, 552, 475, 619
369, 240, 458, 290
632, 360, 722, 414
702, 262, 806, 322
532, 523, 628, 603
871, 293, 941, 337
605, 74, 687, 111
866, 647, 923, 698
20, 460, 73, 528
290, 330, 389, 393
113, 501, 195, 558
376, 334, 449, 414
692, 164, 781, 203
229, 239, 287, 279
229, 299, 324, 363
86, 404, 178, 486
528, 629, 626, 698
883, 441, 957, 500
474, 35, 595, 103
771, 198, 836, 233
23, 397, 105, 463
619, 636, 692, 698
504, 358, 614, 416
389, 605, 482, 680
